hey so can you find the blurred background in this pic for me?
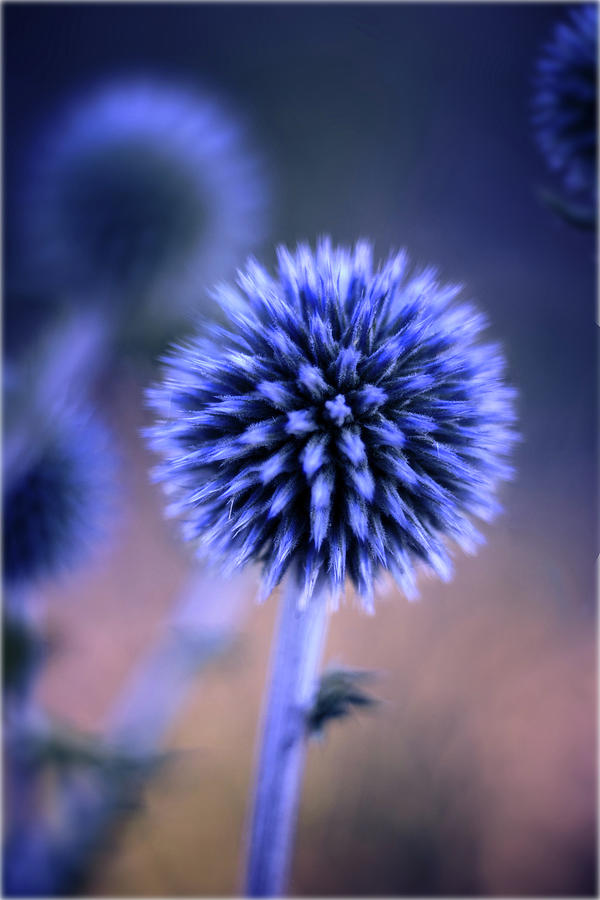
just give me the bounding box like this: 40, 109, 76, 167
3, 2, 597, 896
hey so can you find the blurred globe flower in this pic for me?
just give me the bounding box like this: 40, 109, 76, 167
22, 76, 270, 329
148, 239, 518, 611
3, 403, 116, 588
533, 4, 597, 199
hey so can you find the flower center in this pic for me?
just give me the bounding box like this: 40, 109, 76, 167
324, 394, 353, 427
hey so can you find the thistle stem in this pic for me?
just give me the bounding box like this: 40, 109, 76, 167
244, 575, 329, 897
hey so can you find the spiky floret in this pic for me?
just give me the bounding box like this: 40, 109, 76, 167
148, 240, 518, 611
3, 409, 115, 587
23, 77, 269, 311
533, 4, 597, 197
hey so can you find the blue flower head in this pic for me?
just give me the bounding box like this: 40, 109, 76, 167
148, 240, 518, 611
533, 4, 598, 197
3, 407, 116, 587
23, 77, 269, 315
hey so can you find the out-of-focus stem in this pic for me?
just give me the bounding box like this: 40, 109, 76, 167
105, 566, 248, 753
244, 576, 329, 897
3, 589, 53, 896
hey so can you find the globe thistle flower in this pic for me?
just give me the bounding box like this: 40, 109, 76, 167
3, 407, 115, 587
148, 239, 517, 612
148, 238, 517, 896
22, 77, 269, 321
533, 4, 598, 199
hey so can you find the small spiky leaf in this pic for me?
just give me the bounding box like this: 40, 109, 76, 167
307, 666, 378, 736
3, 616, 46, 694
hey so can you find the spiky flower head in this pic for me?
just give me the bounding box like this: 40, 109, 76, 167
3, 406, 115, 587
148, 240, 517, 611
533, 4, 598, 198
23, 77, 269, 317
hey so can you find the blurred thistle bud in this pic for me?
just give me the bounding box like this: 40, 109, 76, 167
20, 76, 270, 346
147, 239, 518, 612
3, 387, 117, 588
533, 5, 597, 203
307, 666, 378, 738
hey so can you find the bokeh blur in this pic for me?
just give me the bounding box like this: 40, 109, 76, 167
3, 2, 597, 896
